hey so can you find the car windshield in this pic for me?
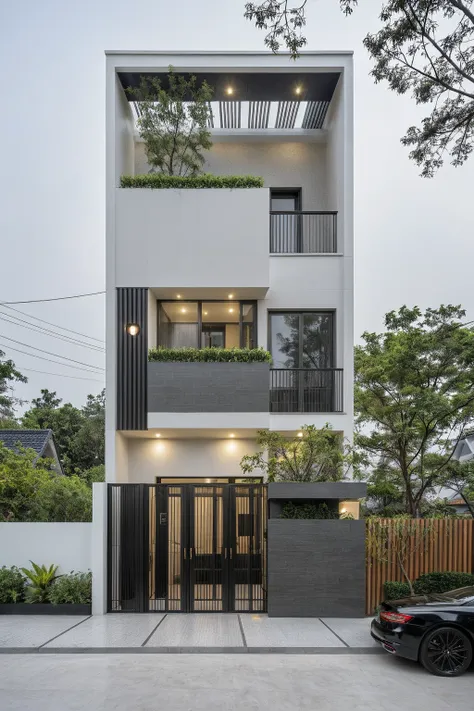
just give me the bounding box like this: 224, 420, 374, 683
434, 586, 474, 603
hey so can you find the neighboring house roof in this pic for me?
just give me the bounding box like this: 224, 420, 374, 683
0, 429, 63, 473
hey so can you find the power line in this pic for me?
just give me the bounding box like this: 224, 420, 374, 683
0, 291, 105, 305
20, 367, 104, 383
1, 303, 104, 344
0, 342, 106, 374
0, 335, 104, 372
0, 312, 105, 353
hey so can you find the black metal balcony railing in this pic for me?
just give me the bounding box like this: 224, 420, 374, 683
270, 211, 337, 254
269, 368, 343, 413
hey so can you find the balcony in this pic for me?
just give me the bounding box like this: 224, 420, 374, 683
269, 368, 343, 413
270, 212, 337, 254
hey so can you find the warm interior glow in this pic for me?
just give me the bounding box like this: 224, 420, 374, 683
126, 323, 140, 336
339, 501, 360, 519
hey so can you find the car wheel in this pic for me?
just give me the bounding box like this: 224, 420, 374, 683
420, 626, 473, 677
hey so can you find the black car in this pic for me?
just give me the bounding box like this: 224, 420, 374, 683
371, 586, 474, 676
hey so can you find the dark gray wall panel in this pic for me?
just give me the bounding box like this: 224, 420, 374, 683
116, 288, 148, 430
268, 482, 367, 501
267, 519, 366, 617
148, 362, 269, 413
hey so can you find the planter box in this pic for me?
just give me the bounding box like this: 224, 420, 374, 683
0, 603, 91, 615
267, 482, 367, 501
267, 519, 366, 618
148, 361, 270, 413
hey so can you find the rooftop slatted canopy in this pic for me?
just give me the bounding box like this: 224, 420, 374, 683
121, 70, 340, 132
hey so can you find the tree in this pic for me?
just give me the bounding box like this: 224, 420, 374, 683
355, 305, 474, 517
128, 69, 214, 176
0, 350, 26, 424
240, 424, 350, 481
0, 442, 92, 522
21, 388, 105, 475
367, 516, 432, 595
245, 0, 474, 176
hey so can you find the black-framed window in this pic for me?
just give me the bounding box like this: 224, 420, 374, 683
270, 188, 302, 212
157, 301, 257, 349
269, 311, 335, 369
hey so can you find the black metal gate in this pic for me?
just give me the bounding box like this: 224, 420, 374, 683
108, 483, 267, 613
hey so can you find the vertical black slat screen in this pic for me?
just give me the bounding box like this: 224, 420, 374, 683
116, 287, 148, 430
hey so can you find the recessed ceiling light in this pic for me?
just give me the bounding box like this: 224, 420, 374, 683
226, 86, 234, 96
228, 308, 234, 313
229, 433, 235, 438
295, 86, 302, 95
155, 433, 161, 438
297, 432, 303, 438
228, 294, 233, 299
203, 311, 208, 315
181, 308, 187, 313
176, 294, 181, 299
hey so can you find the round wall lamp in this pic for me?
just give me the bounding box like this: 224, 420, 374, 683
126, 323, 140, 336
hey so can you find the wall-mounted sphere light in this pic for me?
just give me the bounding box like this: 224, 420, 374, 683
126, 323, 140, 336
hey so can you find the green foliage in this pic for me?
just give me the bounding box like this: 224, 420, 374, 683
383, 581, 411, 600
48, 572, 92, 605
21, 388, 105, 476
79, 464, 105, 488
240, 424, 350, 483
414, 571, 474, 595
246, 1, 474, 177
128, 69, 213, 177
0, 350, 26, 422
121, 174, 264, 189
0, 443, 92, 522
29, 475, 92, 522
0, 566, 25, 603
355, 306, 474, 517
281, 502, 343, 519
21, 562, 58, 603
148, 346, 272, 363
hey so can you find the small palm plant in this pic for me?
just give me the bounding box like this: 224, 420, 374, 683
20, 562, 59, 603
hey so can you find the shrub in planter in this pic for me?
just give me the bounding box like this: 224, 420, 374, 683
120, 174, 264, 189
21, 562, 59, 603
148, 346, 272, 363
281, 502, 342, 519
413, 571, 474, 595
0, 566, 26, 603
383, 581, 411, 600
48, 572, 92, 605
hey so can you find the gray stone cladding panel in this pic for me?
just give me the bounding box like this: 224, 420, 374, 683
267, 519, 366, 618
148, 362, 269, 413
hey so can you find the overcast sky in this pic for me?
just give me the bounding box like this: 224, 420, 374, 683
1, 0, 473, 412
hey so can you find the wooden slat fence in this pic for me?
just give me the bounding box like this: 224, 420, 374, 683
365, 518, 474, 615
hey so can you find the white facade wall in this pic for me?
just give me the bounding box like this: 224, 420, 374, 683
115, 188, 269, 289
134, 140, 329, 211
126, 438, 260, 483
0, 523, 92, 574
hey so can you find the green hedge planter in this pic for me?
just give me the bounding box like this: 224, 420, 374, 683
121, 174, 264, 189
148, 346, 272, 364
383, 571, 474, 601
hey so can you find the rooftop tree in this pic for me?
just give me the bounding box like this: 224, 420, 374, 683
128, 68, 214, 177
0, 350, 26, 426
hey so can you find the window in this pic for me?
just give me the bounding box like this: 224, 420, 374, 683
157, 301, 257, 349
269, 311, 334, 369
270, 188, 301, 212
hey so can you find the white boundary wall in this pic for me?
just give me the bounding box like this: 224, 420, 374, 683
0, 523, 92, 574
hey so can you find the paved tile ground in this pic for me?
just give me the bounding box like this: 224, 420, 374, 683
0, 653, 472, 711
0, 613, 379, 652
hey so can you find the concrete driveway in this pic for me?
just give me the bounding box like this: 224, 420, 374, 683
0, 653, 472, 711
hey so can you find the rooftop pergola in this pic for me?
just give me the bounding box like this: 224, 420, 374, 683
118, 70, 341, 131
